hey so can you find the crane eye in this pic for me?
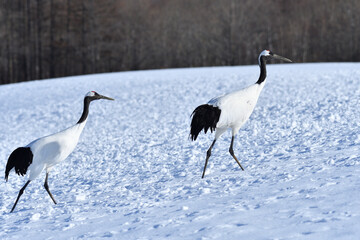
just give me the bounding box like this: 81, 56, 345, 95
265, 50, 272, 56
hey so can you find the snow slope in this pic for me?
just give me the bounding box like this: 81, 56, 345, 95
0, 63, 359, 239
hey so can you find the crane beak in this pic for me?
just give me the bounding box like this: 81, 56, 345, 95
99, 94, 115, 101
272, 54, 292, 63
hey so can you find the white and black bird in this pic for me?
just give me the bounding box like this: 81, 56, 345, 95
190, 50, 292, 178
5, 91, 114, 212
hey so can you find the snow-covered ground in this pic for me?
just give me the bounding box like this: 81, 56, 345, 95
0, 63, 359, 239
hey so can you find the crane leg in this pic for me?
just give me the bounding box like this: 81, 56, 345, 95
229, 136, 244, 171
10, 180, 31, 213
44, 173, 57, 205
202, 139, 216, 178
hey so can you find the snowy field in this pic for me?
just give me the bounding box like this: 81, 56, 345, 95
0, 63, 359, 239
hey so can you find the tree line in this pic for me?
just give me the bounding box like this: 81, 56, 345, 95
0, 0, 359, 84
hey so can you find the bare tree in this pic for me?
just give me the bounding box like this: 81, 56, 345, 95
0, 0, 359, 84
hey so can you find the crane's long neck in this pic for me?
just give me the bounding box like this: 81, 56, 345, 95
256, 57, 267, 85
77, 97, 91, 124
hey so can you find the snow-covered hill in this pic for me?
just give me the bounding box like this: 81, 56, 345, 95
0, 63, 359, 239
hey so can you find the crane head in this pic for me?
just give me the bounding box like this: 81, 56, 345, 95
258, 50, 292, 64
86, 91, 115, 101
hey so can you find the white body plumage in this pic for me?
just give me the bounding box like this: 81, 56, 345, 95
26, 121, 87, 180
208, 82, 266, 139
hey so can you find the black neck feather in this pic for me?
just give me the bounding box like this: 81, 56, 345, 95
77, 97, 91, 124
256, 56, 267, 84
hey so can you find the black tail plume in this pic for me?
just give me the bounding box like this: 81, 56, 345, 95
190, 104, 221, 141
5, 147, 33, 181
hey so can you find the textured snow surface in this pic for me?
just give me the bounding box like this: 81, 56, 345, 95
0, 63, 359, 239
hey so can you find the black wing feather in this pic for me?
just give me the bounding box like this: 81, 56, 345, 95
5, 147, 33, 181
190, 104, 221, 141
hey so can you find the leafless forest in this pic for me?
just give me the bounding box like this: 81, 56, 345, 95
0, 0, 359, 84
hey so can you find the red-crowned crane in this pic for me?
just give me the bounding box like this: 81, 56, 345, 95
190, 50, 292, 178
5, 91, 114, 212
